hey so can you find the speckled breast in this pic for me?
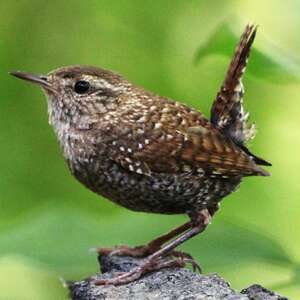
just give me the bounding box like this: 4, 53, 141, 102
70, 156, 242, 214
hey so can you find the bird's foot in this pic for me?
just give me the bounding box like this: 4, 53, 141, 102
95, 245, 200, 271
171, 250, 202, 273
94, 256, 186, 286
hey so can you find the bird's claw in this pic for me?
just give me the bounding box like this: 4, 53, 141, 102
94, 256, 186, 286
94, 245, 201, 274
171, 250, 202, 273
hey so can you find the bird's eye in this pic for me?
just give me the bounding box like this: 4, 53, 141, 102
74, 80, 90, 94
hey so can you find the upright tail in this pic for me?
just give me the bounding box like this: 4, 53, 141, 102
210, 24, 271, 167
211, 24, 256, 145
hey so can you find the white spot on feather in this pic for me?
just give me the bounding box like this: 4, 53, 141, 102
136, 168, 143, 174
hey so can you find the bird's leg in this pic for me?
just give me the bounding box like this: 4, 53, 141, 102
94, 209, 211, 286
96, 221, 192, 258
170, 250, 202, 273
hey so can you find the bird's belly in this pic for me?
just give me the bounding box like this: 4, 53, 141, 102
70, 158, 242, 214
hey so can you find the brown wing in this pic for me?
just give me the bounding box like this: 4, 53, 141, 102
108, 123, 269, 178
210, 24, 256, 146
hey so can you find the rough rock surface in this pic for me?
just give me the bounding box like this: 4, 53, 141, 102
68, 255, 288, 300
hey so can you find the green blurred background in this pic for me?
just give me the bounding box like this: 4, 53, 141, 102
1, 0, 300, 299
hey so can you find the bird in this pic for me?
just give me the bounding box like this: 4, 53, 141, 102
10, 24, 270, 285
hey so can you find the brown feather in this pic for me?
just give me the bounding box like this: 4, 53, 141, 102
108, 120, 269, 178
210, 24, 257, 145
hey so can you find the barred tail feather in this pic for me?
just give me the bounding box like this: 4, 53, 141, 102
211, 24, 257, 146
210, 24, 271, 168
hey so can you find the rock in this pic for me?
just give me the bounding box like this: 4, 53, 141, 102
68, 255, 288, 300
241, 285, 289, 300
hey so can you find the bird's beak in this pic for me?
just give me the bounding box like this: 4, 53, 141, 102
10, 71, 57, 93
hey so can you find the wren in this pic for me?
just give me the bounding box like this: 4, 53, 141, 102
11, 24, 270, 285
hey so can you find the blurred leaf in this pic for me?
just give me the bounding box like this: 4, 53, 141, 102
0, 255, 66, 300
195, 22, 300, 83
196, 218, 293, 268
0, 199, 296, 285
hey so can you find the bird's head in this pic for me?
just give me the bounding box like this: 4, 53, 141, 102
10, 65, 130, 128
